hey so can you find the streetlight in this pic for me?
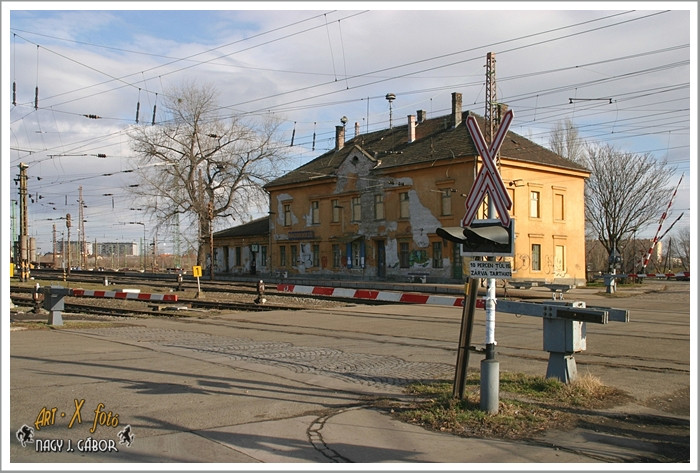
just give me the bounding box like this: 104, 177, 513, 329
128, 222, 147, 271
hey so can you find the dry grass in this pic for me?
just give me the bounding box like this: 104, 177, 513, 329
383, 371, 631, 440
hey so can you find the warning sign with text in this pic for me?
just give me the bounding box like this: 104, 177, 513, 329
469, 261, 512, 279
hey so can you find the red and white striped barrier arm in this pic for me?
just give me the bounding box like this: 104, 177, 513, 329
276, 283, 485, 308
70, 289, 178, 302
626, 272, 690, 279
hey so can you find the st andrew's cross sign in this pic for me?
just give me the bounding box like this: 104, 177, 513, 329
462, 109, 514, 227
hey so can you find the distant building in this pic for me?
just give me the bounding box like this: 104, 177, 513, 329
94, 242, 140, 257
55, 240, 93, 257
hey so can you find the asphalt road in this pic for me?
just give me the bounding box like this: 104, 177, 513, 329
7, 279, 691, 465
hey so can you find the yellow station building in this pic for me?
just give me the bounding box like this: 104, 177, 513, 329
214, 92, 590, 285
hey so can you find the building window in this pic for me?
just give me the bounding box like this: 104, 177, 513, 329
291, 245, 298, 266
555, 244, 566, 275
280, 245, 286, 267
432, 241, 443, 268
529, 191, 540, 218
332, 244, 341, 268
260, 245, 267, 267
284, 203, 292, 226
399, 192, 410, 219
399, 242, 410, 268
532, 244, 541, 271
441, 190, 452, 216
351, 240, 363, 267
312, 244, 320, 267
331, 199, 340, 223
374, 194, 384, 220
507, 188, 515, 215
235, 246, 241, 266
311, 201, 320, 225
351, 196, 361, 222
554, 193, 565, 221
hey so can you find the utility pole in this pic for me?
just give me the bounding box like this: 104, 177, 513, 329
52, 224, 57, 269
11, 200, 18, 267
152, 234, 158, 271
79, 186, 86, 269
66, 213, 72, 276
174, 217, 181, 268
18, 163, 29, 281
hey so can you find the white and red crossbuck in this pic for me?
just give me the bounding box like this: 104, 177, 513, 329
462, 110, 514, 227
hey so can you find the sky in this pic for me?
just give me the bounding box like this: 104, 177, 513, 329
3, 1, 696, 259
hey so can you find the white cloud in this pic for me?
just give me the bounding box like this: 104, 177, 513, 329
4, 4, 694, 251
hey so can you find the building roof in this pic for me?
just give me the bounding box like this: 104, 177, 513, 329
213, 216, 269, 239
265, 110, 588, 189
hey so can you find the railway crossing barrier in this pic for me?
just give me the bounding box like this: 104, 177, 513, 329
42, 286, 70, 326
495, 299, 629, 383
70, 288, 178, 301
39, 286, 179, 326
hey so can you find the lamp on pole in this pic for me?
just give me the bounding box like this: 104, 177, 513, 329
128, 222, 147, 271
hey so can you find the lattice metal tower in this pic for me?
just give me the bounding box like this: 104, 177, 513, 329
484, 52, 497, 148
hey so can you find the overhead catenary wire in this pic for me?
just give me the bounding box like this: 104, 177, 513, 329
10, 11, 689, 226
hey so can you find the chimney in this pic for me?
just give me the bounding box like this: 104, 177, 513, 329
417, 110, 426, 123
335, 125, 345, 150
355, 121, 360, 138
407, 115, 416, 143
451, 92, 462, 128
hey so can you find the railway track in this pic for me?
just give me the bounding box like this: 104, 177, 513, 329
10, 294, 304, 318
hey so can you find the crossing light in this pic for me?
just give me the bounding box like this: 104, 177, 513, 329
437, 219, 515, 257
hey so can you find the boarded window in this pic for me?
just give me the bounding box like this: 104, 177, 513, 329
532, 244, 541, 271
284, 204, 292, 226
432, 241, 443, 268
351, 197, 361, 222
311, 201, 320, 224
332, 244, 341, 268
374, 194, 384, 220
441, 190, 452, 216
554, 193, 565, 221
399, 242, 410, 268
312, 244, 320, 267
529, 191, 540, 218
331, 199, 340, 223
291, 245, 297, 266
399, 192, 410, 219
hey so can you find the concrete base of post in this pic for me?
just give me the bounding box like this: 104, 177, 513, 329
48, 310, 63, 326
546, 353, 577, 384
480, 359, 500, 414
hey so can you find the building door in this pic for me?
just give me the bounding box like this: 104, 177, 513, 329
452, 242, 463, 280
376, 240, 386, 278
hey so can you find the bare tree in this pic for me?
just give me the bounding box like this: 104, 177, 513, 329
127, 82, 288, 269
581, 143, 675, 267
675, 226, 691, 271
548, 118, 585, 163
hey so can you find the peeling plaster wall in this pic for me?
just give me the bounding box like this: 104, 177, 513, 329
385, 238, 400, 269
298, 242, 312, 273
406, 188, 441, 248
275, 193, 298, 228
